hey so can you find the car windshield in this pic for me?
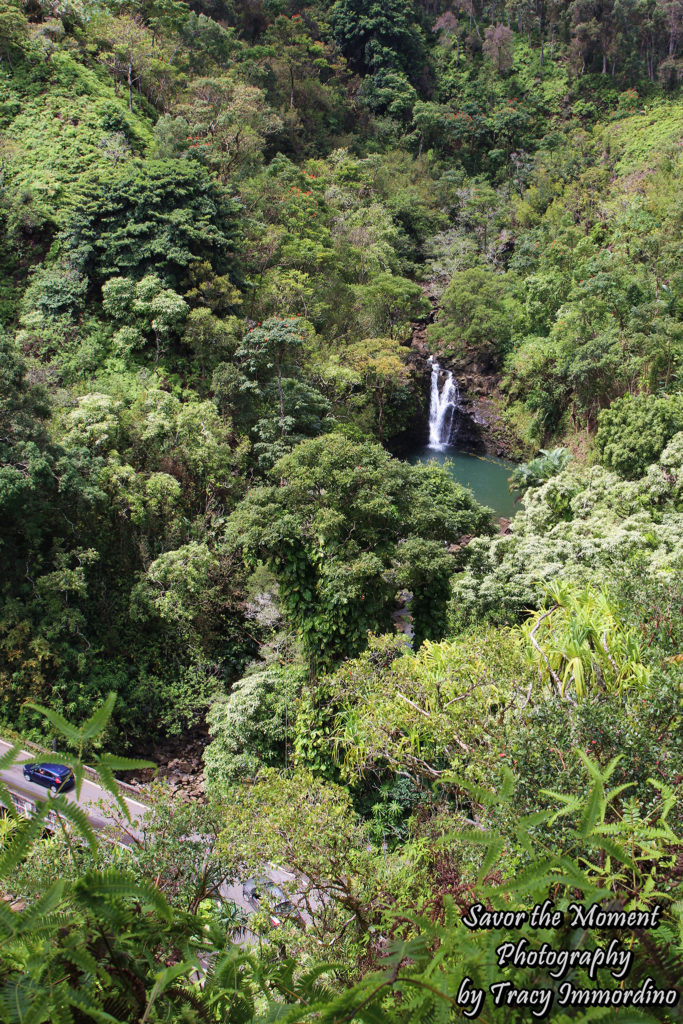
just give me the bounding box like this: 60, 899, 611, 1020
37, 764, 71, 777
248, 880, 286, 902
265, 885, 286, 902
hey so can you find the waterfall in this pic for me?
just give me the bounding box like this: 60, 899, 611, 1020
428, 358, 459, 450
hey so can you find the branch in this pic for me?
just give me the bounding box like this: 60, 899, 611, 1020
396, 693, 470, 752
396, 692, 430, 717
528, 605, 563, 694
442, 678, 493, 707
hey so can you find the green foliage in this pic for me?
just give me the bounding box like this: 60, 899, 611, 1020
521, 582, 651, 701
452, 433, 683, 625
58, 159, 243, 290
332, 759, 682, 1024
327, 628, 529, 789
508, 446, 571, 492
502, 129, 683, 435
339, 336, 412, 441
394, 536, 454, 648
0, 0, 28, 65
204, 663, 303, 783
0, 334, 253, 741
21, 260, 87, 322
0, 647, 681, 1024
430, 267, 522, 369
237, 315, 305, 389
232, 315, 336, 466
217, 767, 383, 936
494, 672, 683, 829
597, 392, 683, 478
225, 434, 492, 671
0, 702, 211, 1024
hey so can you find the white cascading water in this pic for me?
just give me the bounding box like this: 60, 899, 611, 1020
428, 357, 459, 450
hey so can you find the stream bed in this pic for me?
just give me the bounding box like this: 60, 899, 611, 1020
408, 446, 518, 519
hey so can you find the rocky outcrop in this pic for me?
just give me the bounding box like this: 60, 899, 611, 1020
450, 370, 521, 459
123, 736, 208, 804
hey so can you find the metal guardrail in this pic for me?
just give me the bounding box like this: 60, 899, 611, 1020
0, 788, 135, 850
0, 790, 58, 829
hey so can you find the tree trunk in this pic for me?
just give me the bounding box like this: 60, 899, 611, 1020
128, 61, 133, 112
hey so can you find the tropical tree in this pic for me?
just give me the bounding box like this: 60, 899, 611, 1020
342, 337, 412, 441
236, 316, 309, 437
353, 273, 430, 340
59, 159, 243, 289
102, 274, 188, 361
225, 435, 491, 672
431, 267, 521, 368
167, 74, 282, 179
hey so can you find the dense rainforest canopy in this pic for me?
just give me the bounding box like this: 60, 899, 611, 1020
0, 0, 682, 1018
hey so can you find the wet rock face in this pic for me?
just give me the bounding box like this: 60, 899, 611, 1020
406, 288, 526, 460
450, 395, 487, 452
408, 338, 522, 459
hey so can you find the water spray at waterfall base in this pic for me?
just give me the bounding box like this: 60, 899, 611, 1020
428, 358, 460, 450
412, 360, 517, 517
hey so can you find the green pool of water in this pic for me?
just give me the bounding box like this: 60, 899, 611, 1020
408, 446, 518, 519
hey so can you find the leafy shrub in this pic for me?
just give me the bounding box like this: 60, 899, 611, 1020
204, 665, 303, 784
58, 159, 243, 289
596, 393, 683, 478
21, 259, 87, 321
507, 446, 571, 494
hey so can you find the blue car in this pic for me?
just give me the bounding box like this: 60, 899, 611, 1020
22, 763, 75, 796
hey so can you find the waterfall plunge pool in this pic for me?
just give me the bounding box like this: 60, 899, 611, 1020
407, 360, 519, 520
408, 446, 518, 520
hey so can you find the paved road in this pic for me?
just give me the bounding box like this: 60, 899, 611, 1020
0, 739, 149, 840
0, 740, 304, 933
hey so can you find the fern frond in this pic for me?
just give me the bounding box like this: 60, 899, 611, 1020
74, 868, 172, 922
